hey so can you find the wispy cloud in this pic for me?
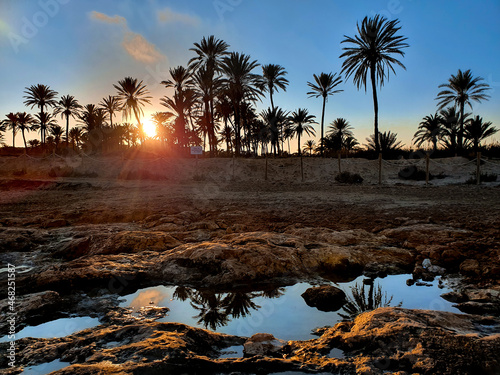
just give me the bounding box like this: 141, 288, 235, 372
90, 11, 166, 64
90, 11, 126, 25
157, 8, 200, 26
122, 32, 165, 64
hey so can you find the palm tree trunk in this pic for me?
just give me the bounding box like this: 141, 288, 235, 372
270, 90, 275, 112
370, 64, 380, 154
297, 133, 301, 155
458, 102, 464, 153
66, 114, 69, 148
12, 127, 15, 148
320, 96, 326, 157
40, 104, 45, 146
22, 129, 27, 152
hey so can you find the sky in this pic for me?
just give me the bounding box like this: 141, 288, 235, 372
0, 0, 499, 149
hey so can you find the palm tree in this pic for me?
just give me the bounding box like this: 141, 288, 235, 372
160, 89, 196, 149
220, 52, 262, 155
288, 108, 316, 155
260, 64, 289, 110
99, 96, 121, 128
302, 140, 316, 156
436, 69, 491, 152
341, 15, 409, 154
33, 112, 58, 146
23, 84, 58, 144
327, 118, 354, 143
188, 35, 229, 73
113, 77, 152, 144
56, 95, 82, 148
439, 107, 462, 154
49, 124, 64, 152
68, 127, 83, 150
2, 113, 19, 147
413, 113, 445, 153
344, 136, 360, 156
464, 116, 497, 155
0, 121, 5, 146
307, 72, 343, 157
16, 112, 36, 151
161, 66, 193, 93
366, 130, 403, 155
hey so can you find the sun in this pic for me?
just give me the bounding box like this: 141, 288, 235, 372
143, 119, 157, 138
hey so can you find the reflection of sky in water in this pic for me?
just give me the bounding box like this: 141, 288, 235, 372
120, 274, 460, 341
21, 359, 70, 375
0, 317, 100, 343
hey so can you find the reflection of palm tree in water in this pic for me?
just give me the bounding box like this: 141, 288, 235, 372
173, 286, 283, 330
339, 280, 401, 321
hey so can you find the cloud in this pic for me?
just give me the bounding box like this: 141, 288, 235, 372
122, 32, 166, 64
90, 11, 126, 26
90, 11, 166, 64
157, 8, 200, 26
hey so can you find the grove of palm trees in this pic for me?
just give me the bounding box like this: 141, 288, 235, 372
1, 12, 500, 375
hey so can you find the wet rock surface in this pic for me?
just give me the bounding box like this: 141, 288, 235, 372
1, 176, 499, 373
301, 285, 347, 311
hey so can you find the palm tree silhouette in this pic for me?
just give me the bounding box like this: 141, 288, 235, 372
436, 69, 491, 152
56, 95, 82, 148
289, 108, 316, 155
439, 107, 464, 154
307, 72, 343, 157
414, 113, 445, 154
464, 116, 497, 155
68, 127, 83, 150
16, 112, 36, 151
220, 52, 262, 156
366, 131, 403, 155
49, 124, 64, 153
113, 77, 152, 144
99, 96, 121, 128
302, 140, 316, 156
188, 35, 229, 73
260, 64, 289, 111
2, 113, 19, 148
23, 84, 58, 145
341, 15, 408, 154
33, 112, 57, 147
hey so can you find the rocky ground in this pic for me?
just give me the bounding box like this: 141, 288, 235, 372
0, 157, 499, 374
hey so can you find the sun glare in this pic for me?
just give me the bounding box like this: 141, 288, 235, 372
143, 119, 157, 138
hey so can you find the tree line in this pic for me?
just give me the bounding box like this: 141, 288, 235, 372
1, 15, 496, 158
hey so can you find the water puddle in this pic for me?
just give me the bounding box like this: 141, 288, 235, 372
0, 316, 100, 343
21, 359, 70, 374
119, 274, 459, 341
219, 345, 244, 358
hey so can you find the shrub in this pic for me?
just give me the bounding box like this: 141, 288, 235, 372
465, 173, 497, 184
398, 166, 429, 181
335, 171, 363, 184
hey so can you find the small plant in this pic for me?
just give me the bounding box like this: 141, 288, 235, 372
465, 173, 497, 184
335, 171, 363, 184
398, 166, 430, 181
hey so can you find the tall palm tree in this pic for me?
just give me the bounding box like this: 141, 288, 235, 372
56, 95, 82, 148
289, 108, 316, 155
2, 113, 19, 147
23, 84, 58, 144
307, 72, 343, 157
436, 69, 491, 152
161, 66, 193, 93
16, 112, 36, 151
50, 124, 64, 152
113, 77, 152, 144
188, 35, 229, 73
303, 140, 316, 156
99, 96, 121, 128
220, 52, 262, 156
33, 112, 57, 147
260, 64, 289, 110
414, 113, 445, 153
160, 89, 196, 149
340, 15, 409, 154
464, 116, 497, 155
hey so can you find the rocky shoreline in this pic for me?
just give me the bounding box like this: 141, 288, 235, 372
1, 175, 499, 374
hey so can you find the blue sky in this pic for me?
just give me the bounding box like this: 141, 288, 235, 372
1, 0, 499, 148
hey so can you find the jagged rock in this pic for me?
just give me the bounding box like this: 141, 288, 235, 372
460, 259, 481, 277
243, 333, 286, 357
301, 285, 347, 312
